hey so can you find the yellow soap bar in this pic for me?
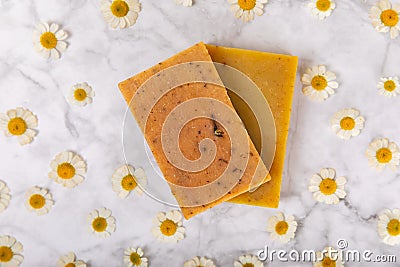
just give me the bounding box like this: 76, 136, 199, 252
119, 42, 269, 219
206, 44, 298, 207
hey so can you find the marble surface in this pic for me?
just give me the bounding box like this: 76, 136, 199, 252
1, 0, 400, 266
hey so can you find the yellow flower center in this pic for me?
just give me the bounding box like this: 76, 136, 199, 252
311, 75, 328, 91
387, 219, 400, 236
316, 0, 331, 12
160, 219, 178, 236
121, 174, 137, 191
130, 252, 142, 266
65, 263, 76, 267
238, 0, 256, 11
74, 89, 87, 101
111, 0, 129, 17
0, 246, 13, 262
319, 178, 337, 195
321, 257, 336, 267
40, 32, 58, 49
376, 148, 392, 164
340, 117, 355, 130
383, 80, 396, 92
275, 221, 289, 235
29, 194, 46, 209
380, 9, 399, 27
8, 117, 27, 136
92, 217, 108, 232
242, 264, 255, 267
57, 163, 76, 179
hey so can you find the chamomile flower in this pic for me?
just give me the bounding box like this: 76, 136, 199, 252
48, 151, 87, 188
88, 207, 116, 238
308, 168, 347, 205
369, 0, 400, 39
57, 252, 87, 267
68, 82, 95, 107
32, 22, 68, 59
0, 235, 23, 266
377, 76, 400, 97
266, 212, 297, 244
124, 246, 148, 267
234, 254, 263, 267
228, 0, 268, 22
330, 108, 365, 140
314, 247, 344, 267
308, 0, 336, 20
100, 0, 141, 29
366, 138, 400, 171
378, 208, 400, 246
0, 180, 11, 213
175, 0, 193, 6
0, 107, 38, 145
25, 186, 54, 215
301, 65, 338, 102
111, 164, 147, 199
152, 210, 185, 243
184, 256, 216, 267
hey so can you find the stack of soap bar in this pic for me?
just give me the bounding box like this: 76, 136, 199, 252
206, 45, 298, 208
118, 42, 269, 219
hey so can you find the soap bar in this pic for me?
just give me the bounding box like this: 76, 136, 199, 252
118, 42, 269, 219
206, 44, 298, 207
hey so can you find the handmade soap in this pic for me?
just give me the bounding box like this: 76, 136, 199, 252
118, 42, 269, 219
206, 44, 298, 207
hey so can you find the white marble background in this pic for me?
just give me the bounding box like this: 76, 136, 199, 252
0, 0, 400, 266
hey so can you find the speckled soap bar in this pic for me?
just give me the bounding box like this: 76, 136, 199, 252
118, 42, 268, 219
